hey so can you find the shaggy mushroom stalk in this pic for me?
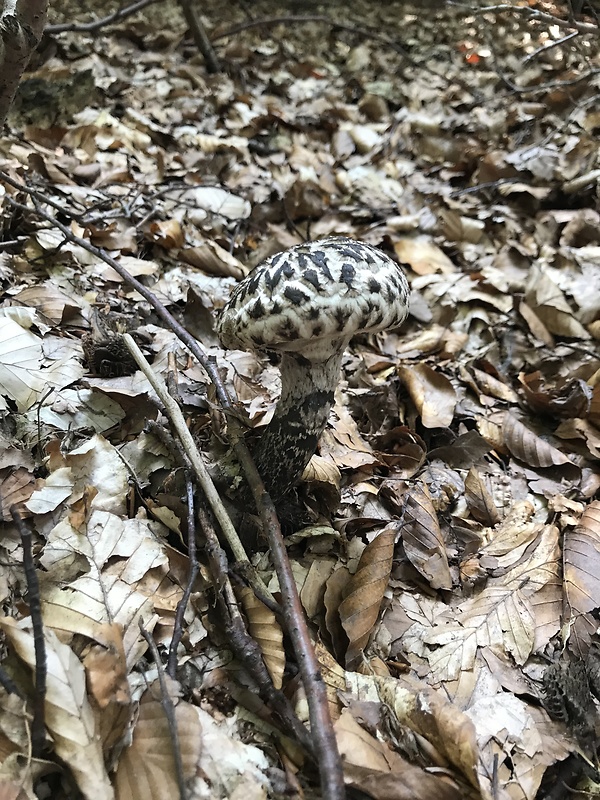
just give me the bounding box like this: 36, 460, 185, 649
217, 237, 410, 502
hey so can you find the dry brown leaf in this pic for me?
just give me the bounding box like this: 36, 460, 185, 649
518, 301, 555, 346
114, 684, 202, 800
525, 266, 590, 339
464, 468, 501, 526
503, 412, 574, 468
425, 584, 536, 681
0, 618, 114, 800
147, 219, 184, 249
519, 371, 592, 419
314, 641, 346, 722
238, 586, 285, 690
398, 364, 456, 428
324, 566, 352, 661
375, 674, 480, 792
179, 240, 245, 279
563, 500, 600, 657
402, 484, 452, 590
335, 709, 463, 800
0, 468, 35, 521
469, 366, 519, 404
339, 526, 396, 669
393, 236, 456, 275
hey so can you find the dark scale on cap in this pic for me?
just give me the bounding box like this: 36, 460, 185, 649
335, 308, 347, 331
284, 286, 310, 305
282, 263, 295, 279
337, 244, 364, 263
271, 301, 282, 315
247, 273, 261, 295
312, 324, 323, 337
368, 278, 381, 294
248, 298, 265, 319
303, 269, 321, 290
266, 265, 286, 291
308, 250, 334, 281
308, 305, 321, 320
340, 263, 355, 287
277, 319, 299, 339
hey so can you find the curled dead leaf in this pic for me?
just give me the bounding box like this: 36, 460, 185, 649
398, 364, 456, 428
339, 526, 397, 670
238, 586, 285, 690
402, 483, 452, 590
503, 412, 574, 468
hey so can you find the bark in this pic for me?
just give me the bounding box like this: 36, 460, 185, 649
0, 0, 48, 130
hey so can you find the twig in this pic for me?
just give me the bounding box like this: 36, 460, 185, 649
167, 470, 199, 678
138, 620, 186, 800
44, 0, 159, 35
447, 1, 598, 35
0, 174, 346, 800
122, 333, 270, 597
522, 30, 578, 65
177, 0, 220, 73
199, 503, 314, 754
10, 507, 46, 757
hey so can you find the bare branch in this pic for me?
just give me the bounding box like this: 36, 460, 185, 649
44, 0, 159, 35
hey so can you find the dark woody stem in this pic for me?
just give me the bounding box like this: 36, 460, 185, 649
252, 350, 344, 501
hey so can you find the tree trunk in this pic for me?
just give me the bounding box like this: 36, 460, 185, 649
0, 0, 48, 130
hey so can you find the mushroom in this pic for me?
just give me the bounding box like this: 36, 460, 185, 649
216, 237, 410, 501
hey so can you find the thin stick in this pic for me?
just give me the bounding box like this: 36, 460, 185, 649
167, 471, 199, 678
45, 0, 159, 35
10, 507, 46, 757
138, 620, 186, 800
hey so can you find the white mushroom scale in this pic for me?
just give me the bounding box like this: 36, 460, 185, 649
217, 237, 410, 502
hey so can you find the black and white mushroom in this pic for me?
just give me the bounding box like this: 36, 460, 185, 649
217, 237, 410, 501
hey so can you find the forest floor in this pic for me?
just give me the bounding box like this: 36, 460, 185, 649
0, 1, 600, 798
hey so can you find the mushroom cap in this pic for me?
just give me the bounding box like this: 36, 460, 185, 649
217, 237, 410, 362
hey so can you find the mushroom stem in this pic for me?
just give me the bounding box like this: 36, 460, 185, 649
252, 350, 345, 500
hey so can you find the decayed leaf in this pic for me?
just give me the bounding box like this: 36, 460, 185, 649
335, 709, 463, 800
503, 412, 574, 468
238, 587, 285, 690
563, 500, 600, 657
114, 683, 202, 800
398, 364, 456, 428
0, 617, 114, 800
464, 468, 501, 526
402, 484, 452, 590
425, 584, 536, 681
339, 526, 396, 669
374, 674, 480, 792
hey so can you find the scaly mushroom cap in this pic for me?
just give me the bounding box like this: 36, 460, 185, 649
217, 237, 410, 361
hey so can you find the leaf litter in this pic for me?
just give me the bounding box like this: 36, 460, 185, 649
0, 0, 600, 798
